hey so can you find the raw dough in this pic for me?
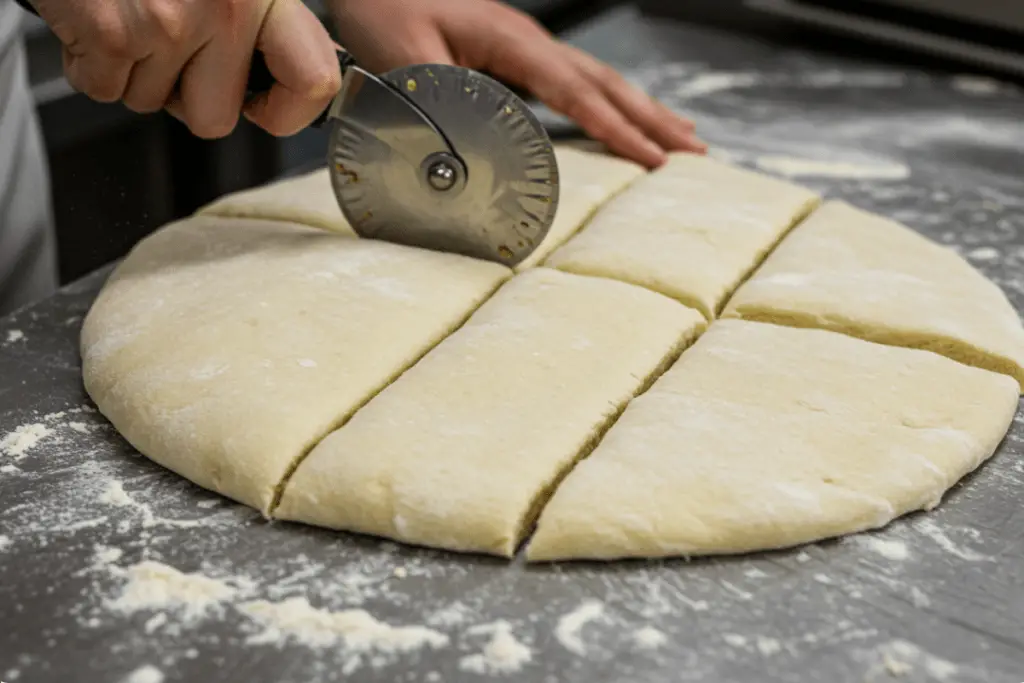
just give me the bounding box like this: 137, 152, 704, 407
513, 146, 645, 271
275, 268, 705, 556
722, 200, 1024, 387
196, 146, 641, 271
197, 170, 355, 235
81, 217, 508, 512
544, 153, 821, 318
528, 320, 1019, 561
82, 152, 1024, 563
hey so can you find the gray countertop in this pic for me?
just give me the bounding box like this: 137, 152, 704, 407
3, 6, 1024, 683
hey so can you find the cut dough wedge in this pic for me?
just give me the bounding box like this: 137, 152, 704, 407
275, 268, 706, 556
544, 153, 820, 319
514, 146, 645, 271
197, 170, 354, 235
722, 200, 1024, 388
527, 320, 1018, 562
81, 217, 508, 513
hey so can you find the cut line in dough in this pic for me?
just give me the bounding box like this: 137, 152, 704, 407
81, 216, 509, 512
275, 268, 706, 556
513, 146, 645, 271
545, 152, 821, 319
527, 320, 1019, 562
723, 200, 1024, 389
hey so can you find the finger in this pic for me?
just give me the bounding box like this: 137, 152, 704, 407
122, 53, 188, 114
121, 4, 197, 114
62, 47, 133, 103
482, 39, 666, 168
566, 47, 706, 155
242, 0, 341, 137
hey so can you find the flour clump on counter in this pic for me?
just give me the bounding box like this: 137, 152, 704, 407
459, 620, 533, 675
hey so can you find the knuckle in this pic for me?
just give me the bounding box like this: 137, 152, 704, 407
217, 0, 252, 22
563, 91, 608, 129
147, 0, 189, 43
91, 16, 132, 59
303, 63, 342, 100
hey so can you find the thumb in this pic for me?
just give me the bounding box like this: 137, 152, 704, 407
243, 0, 342, 137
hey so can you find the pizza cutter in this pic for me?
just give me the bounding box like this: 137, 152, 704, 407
323, 59, 562, 267
253, 53, 562, 267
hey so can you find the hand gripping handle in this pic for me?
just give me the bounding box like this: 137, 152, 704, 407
15, 0, 353, 130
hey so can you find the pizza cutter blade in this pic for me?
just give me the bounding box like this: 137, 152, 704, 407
325, 62, 561, 267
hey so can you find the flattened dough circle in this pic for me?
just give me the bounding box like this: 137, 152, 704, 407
81, 145, 1024, 561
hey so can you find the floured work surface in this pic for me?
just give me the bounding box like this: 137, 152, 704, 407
5, 7, 1024, 682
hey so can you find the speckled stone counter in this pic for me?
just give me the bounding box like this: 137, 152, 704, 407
3, 7, 1024, 683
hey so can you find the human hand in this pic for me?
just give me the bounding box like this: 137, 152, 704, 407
30, 0, 341, 138
329, 0, 705, 168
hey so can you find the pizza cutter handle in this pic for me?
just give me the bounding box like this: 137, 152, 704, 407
246, 50, 357, 129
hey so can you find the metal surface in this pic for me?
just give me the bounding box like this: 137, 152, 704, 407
748, 0, 1024, 78
3, 7, 1024, 683
331, 63, 559, 267
868, 0, 1024, 32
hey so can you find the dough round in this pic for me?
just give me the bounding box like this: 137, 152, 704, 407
82, 146, 1024, 561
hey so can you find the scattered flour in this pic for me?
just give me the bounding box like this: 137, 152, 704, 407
5, 329, 24, 343
0, 535, 11, 551
429, 602, 469, 627
1, 423, 55, 459
724, 633, 747, 648
756, 636, 782, 657
913, 520, 988, 562
883, 653, 912, 676
121, 665, 164, 683
950, 75, 1002, 95
968, 246, 1000, 261
239, 597, 448, 669
673, 72, 759, 98
100, 480, 135, 507
108, 561, 247, 623
882, 641, 959, 680
555, 600, 606, 656
633, 626, 667, 650
459, 620, 532, 675
856, 536, 910, 562
755, 155, 910, 180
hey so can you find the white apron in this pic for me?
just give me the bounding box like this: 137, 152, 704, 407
0, 0, 56, 315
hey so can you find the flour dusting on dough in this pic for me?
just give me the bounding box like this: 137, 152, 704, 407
755, 155, 910, 180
